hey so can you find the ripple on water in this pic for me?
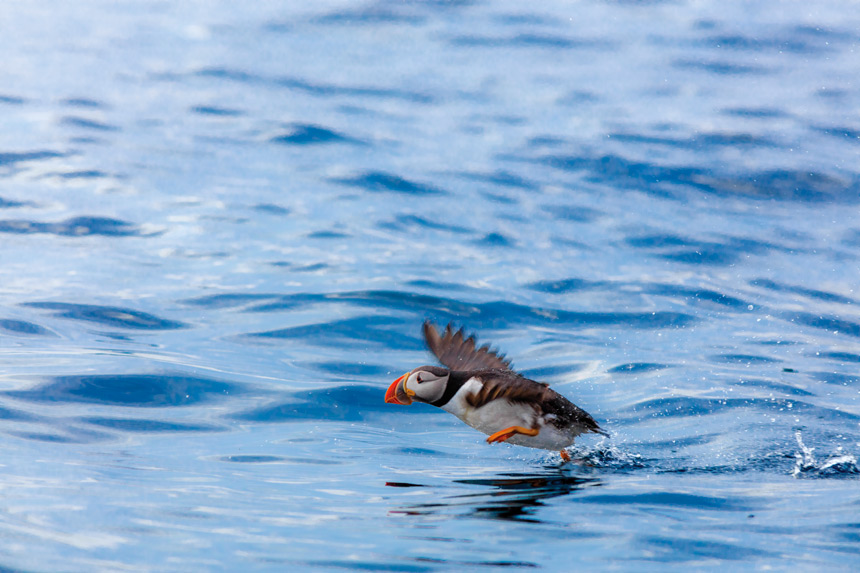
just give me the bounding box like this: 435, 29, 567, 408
0, 217, 143, 237
6, 373, 239, 407
0, 319, 54, 336
271, 123, 363, 146
331, 171, 446, 195
80, 417, 225, 433
542, 152, 860, 203
22, 302, 186, 330
235, 290, 695, 338
231, 384, 399, 423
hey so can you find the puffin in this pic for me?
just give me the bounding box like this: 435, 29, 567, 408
385, 321, 607, 461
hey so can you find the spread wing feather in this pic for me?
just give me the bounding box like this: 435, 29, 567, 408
423, 321, 512, 372
467, 372, 606, 436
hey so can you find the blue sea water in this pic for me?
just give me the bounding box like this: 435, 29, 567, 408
1, 1, 859, 570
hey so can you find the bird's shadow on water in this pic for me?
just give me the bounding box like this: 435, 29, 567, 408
384, 443, 648, 522
384, 442, 654, 522
386, 469, 601, 522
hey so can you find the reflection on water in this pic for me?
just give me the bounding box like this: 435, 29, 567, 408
388, 471, 601, 522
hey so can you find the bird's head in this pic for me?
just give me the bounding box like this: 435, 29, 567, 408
385, 365, 450, 405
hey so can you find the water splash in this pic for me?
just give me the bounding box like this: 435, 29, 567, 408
792, 430, 859, 478
562, 440, 649, 472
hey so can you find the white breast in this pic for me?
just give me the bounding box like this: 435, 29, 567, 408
439, 377, 578, 450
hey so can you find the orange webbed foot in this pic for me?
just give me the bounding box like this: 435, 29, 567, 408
560, 449, 571, 462
486, 425, 540, 444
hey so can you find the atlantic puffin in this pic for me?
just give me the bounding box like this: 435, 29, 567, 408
385, 321, 607, 461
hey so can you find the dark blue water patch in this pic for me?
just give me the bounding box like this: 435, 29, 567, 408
843, 229, 860, 247
607, 363, 670, 374
194, 67, 434, 104
673, 59, 770, 75
271, 123, 362, 145
22, 302, 186, 330
456, 170, 536, 190
818, 352, 860, 364
11, 432, 85, 444
0, 404, 40, 422
396, 447, 452, 457
810, 372, 859, 386
609, 131, 778, 149
292, 263, 328, 272
310, 361, 391, 377
578, 492, 756, 512
646, 284, 750, 309
247, 316, 424, 351
541, 204, 601, 222
0, 216, 142, 237
814, 124, 860, 143
331, 171, 445, 195
306, 560, 433, 573
231, 384, 399, 423
702, 32, 832, 54
224, 454, 341, 465
243, 291, 696, 335
721, 106, 788, 118
709, 354, 781, 365
61, 97, 105, 108
450, 33, 605, 49
639, 535, 774, 561
477, 232, 514, 247
751, 278, 857, 305
59, 116, 119, 131
0, 196, 35, 208
527, 135, 569, 147
730, 378, 815, 397
0, 94, 26, 105
381, 214, 472, 234
0, 319, 53, 336
621, 396, 860, 422
788, 312, 860, 338
313, 5, 426, 25
53, 170, 109, 179
0, 150, 65, 167
181, 293, 283, 309
542, 152, 859, 203
252, 203, 290, 215
242, 295, 319, 313
527, 278, 606, 293
82, 417, 224, 433
190, 105, 243, 116
222, 455, 283, 463
625, 233, 779, 266
519, 364, 585, 379
7, 373, 240, 407
405, 279, 472, 292
640, 434, 717, 450
307, 230, 350, 239
815, 87, 850, 100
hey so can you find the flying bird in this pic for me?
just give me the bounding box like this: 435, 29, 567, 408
385, 321, 606, 461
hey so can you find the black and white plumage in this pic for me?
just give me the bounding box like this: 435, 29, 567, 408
385, 322, 606, 460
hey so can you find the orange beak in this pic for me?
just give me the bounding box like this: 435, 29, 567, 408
385, 371, 414, 405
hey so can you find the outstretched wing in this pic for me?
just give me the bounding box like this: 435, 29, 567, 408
423, 321, 512, 372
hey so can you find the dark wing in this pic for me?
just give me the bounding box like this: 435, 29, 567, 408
423, 321, 512, 372
466, 370, 608, 436
542, 393, 607, 436
464, 370, 550, 409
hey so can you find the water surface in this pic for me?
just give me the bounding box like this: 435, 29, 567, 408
1, 1, 859, 570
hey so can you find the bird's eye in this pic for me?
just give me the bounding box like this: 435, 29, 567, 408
416, 374, 423, 383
